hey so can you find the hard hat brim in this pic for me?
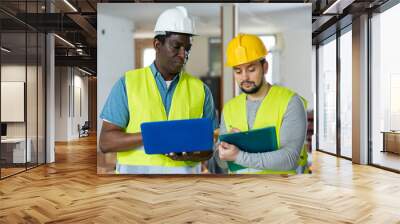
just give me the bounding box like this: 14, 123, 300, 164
154, 31, 198, 37
225, 56, 266, 67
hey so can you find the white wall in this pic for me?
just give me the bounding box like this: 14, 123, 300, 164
185, 36, 210, 77
1, 65, 26, 82
1, 65, 36, 137
279, 28, 312, 109
1, 65, 26, 140
54, 67, 68, 141
97, 4, 135, 141
54, 67, 89, 141
78, 75, 89, 128
238, 4, 313, 109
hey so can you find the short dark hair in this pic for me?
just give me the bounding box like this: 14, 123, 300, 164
154, 31, 193, 44
259, 58, 266, 65
154, 32, 173, 44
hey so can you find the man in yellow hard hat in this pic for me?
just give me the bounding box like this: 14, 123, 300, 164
99, 6, 217, 174
214, 33, 309, 174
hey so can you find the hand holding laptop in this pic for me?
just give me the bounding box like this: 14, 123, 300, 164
166, 151, 212, 162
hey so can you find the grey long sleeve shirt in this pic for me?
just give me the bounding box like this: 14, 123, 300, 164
214, 94, 307, 171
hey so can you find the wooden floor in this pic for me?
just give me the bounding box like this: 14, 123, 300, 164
1, 167, 26, 178
1, 136, 400, 223
1, 164, 45, 178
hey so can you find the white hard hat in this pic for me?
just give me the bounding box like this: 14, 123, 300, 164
154, 6, 196, 36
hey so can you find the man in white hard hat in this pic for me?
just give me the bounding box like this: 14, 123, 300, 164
99, 6, 217, 174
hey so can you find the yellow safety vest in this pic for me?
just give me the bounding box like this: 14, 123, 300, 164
116, 66, 205, 168
222, 85, 309, 174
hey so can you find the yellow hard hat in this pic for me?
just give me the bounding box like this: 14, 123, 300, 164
225, 33, 268, 67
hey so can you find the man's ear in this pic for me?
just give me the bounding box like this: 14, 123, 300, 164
153, 39, 161, 53
263, 61, 269, 75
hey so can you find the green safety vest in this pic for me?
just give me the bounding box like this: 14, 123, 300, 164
116, 66, 205, 168
222, 85, 309, 174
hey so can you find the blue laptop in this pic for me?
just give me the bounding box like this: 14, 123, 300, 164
140, 118, 214, 155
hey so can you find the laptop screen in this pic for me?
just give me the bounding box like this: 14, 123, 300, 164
1, 123, 7, 137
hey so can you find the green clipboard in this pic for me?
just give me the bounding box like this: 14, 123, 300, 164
218, 126, 278, 172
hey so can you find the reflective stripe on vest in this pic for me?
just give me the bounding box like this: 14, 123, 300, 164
234, 167, 297, 175
116, 66, 205, 171
116, 161, 201, 174
223, 85, 309, 174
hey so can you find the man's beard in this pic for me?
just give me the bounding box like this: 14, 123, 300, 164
240, 80, 263, 94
